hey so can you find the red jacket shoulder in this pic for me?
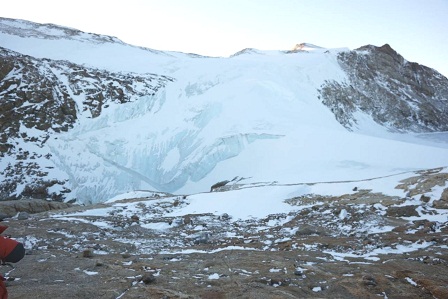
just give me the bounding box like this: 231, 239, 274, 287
0, 236, 19, 259
0, 226, 8, 234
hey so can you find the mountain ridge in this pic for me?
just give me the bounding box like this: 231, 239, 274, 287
0, 18, 447, 203
320, 43, 448, 132
0, 17, 124, 44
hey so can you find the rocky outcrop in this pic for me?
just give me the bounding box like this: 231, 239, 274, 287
0, 48, 77, 147
434, 188, 448, 209
0, 199, 72, 219
320, 44, 448, 132
0, 47, 172, 146
0, 47, 173, 201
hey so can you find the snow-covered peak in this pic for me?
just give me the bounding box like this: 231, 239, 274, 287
231, 43, 330, 57
230, 48, 291, 57
291, 42, 325, 52
231, 48, 263, 56
0, 17, 124, 44
0, 17, 178, 74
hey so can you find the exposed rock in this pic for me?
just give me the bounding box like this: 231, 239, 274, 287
441, 188, 448, 201
17, 212, 29, 220
434, 188, 448, 209
420, 194, 431, 203
386, 205, 419, 217
130, 215, 140, 223
319, 44, 448, 132
0, 213, 9, 221
121, 253, 132, 259
220, 213, 231, 221
0, 199, 72, 218
362, 275, 377, 287
82, 249, 94, 258
295, 224, 322, 236
141, 273, 156, 285
183, 215, 193, 226
396, 169, 448, 197
210, 180, 230, 192
0, 47, 173, 201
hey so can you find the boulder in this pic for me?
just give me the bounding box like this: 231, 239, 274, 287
0, 199, 72, 218
433, 188, 448, 209
386, 205, 419, 217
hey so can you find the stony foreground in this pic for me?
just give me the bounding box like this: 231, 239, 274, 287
1, 168, 448, 298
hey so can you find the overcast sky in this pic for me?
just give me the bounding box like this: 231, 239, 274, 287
2, 0, 448, 77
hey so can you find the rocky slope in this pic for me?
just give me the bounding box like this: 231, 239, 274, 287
320, 44, 448, 132
0, 46, 173, 201
1, 167, 447, 298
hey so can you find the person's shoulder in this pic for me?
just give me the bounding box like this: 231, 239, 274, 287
0, 226, 8, 234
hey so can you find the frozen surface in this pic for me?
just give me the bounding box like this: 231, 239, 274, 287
43, 47, 448, 203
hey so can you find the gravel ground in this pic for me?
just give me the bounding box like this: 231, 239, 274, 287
1, 169, 448, 298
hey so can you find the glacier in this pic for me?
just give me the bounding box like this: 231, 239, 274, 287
45, 48, 448, 203
1, 18, 448, 203
46, 50, 342, 202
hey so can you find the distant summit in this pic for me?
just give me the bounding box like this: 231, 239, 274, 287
230, 48, 261, 57
291, 42, 324, 51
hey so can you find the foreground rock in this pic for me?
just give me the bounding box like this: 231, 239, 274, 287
0, 199, 72, 220
1, 168, 448, 298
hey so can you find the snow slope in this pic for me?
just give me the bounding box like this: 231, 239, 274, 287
0, 17, 182, 75
1, 18, 448, 203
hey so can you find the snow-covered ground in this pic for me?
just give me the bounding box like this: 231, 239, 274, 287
38, 166, 446, 262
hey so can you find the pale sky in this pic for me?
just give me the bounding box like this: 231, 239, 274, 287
2, 0, 448, 77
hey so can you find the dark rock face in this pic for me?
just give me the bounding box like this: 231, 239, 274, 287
0, 48, 77, 145
0, 199, 72, 218
0, 47, 173, 201
320, 44, 448, 132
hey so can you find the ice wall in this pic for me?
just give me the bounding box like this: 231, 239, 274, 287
45, 49, 448, 204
